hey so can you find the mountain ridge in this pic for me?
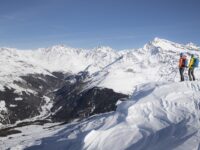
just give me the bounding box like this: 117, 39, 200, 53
1, 37, 200, 125
1, 38, 200, 149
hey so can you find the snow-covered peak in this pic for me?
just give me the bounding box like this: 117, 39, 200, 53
148, 37, 183, 50
152, 37, 170, 43
143, 37, 200, 56
1, 38, 200, 94
37, 45, 83, 55
2, 39, 200, 149
152, 37, 200, 51
92, 46, 114, 53
0, 47, 18, 55
186, 42, 200, 50
87, 46, 120, 69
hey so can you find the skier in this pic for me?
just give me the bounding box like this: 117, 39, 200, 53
188, 54, 199, 81
179, 53, 187, 81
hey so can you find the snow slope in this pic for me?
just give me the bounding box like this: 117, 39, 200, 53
1, 38, 200, 149
83, 81, 200, 150
2, 81, 200, 150
1, 38, 200, 94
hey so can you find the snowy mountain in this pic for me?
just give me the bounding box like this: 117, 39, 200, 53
1, 38, 200, 150
2, 81, 200, 150
1, 38, 199, 94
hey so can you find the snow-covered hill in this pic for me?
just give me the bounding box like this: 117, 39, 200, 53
1, 38, 200, 150
2, 81, 200, 150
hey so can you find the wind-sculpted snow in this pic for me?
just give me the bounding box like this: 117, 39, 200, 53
82, 82, 200, 150
3, 81, 200, 150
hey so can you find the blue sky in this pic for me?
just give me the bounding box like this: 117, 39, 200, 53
0, 0, 200, 50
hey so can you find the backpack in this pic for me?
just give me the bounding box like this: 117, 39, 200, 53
180, 57, 187, 67
193, 57, 199, 67
183, 58, 188, 67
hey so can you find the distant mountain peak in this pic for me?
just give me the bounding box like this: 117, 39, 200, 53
153, 37, 165, 42
93, 46, 114, 53
186, 42, 200, 50
152, 37, 174, 44
37, 45, 82, 55
0, 47, 18, 56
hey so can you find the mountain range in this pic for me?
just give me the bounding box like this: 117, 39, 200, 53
1, 38, 200, 150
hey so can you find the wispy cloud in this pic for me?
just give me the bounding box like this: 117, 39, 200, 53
0, 12, 28, 24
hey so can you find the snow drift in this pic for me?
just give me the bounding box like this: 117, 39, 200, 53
83, 81, 200, 150
2, 81, 200, 150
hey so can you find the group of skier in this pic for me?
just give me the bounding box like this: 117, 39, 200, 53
179, 52, 199, 81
